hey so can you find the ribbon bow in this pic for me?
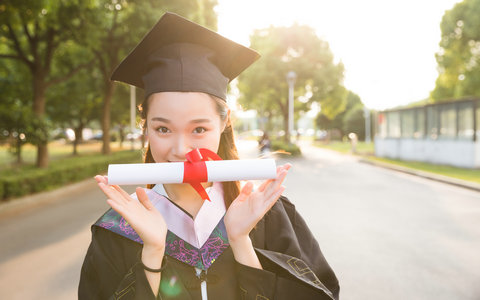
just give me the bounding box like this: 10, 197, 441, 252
183, 148, 222, 201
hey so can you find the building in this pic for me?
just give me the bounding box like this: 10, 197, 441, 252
375, 98, 480, 168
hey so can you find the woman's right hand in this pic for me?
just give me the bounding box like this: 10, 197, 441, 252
95, 175, 168, 250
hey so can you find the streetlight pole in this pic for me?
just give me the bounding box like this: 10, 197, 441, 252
286, 71, 297, 143
364, 106, 371, 143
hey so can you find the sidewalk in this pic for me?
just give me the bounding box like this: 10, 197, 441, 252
0, 178, 97, 217
359, 156, 480, 192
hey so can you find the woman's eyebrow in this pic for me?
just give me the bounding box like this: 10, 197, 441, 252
150, 117, 211, 124
190, 119, 211, 124
150, 117, 170, 123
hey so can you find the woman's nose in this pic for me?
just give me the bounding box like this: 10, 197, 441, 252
172, 136, 193, 159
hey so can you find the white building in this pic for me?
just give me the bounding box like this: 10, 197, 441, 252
375, 98, 480, 168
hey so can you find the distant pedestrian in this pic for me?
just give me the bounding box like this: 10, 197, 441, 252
78, 12, 339, 300
348, 132, 358, 154
258, 132, 272, 156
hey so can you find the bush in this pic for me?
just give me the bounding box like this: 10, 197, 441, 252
0, 150, 142, 200
271, 140, 302, 156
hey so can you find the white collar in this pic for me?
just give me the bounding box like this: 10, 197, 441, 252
142, 182, 226, 248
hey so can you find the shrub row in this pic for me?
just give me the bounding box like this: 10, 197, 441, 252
271, 140, 302, 156
0, 150, 142, 201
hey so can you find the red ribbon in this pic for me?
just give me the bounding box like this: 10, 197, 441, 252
182, 148, 222, 201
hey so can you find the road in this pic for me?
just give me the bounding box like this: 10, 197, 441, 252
0, 140, 479, 299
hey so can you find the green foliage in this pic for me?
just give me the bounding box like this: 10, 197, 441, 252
315, 91, 366, 139
343, 105, 366, 140
271, 140, 302, 156
237, 24, 345, 136
0, 150, 141, 200
47, 64, 102, 144
0, 0, 94, 81
0, 0, 219, 161
0, 0, 99, 166
432, 0, 480, 101
0, 58, 49, 161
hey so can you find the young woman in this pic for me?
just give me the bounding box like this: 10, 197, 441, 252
79, 12, 339, 300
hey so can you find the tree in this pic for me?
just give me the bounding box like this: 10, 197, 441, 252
316, 91, 365, 139
431, 0, 480, 101
111, 83, 136, 149
0, 57, 53, 164
237, 24, 345, 142
47, 64, 102, 155
343, 105, 366, 141
0, 0, 92, 167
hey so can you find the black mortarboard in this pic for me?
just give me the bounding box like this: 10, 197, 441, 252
111, 12, 260, 100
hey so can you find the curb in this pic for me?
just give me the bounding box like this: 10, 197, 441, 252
0, 178, 97, 217
359, 158, 480, 192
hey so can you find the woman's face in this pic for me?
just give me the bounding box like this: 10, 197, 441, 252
146, 92, 226, 163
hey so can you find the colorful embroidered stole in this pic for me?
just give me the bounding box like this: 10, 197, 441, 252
94, 183, 229, 270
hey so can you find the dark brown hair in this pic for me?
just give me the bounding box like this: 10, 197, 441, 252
139, 94, 240, 208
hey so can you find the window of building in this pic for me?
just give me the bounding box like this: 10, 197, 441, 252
401, 109, 415, 138
458, 102, 474, 140
439, 104, 456, 138
427, 106, 439, 139
377, 113, 387, 138
387, 111, 401, 138
414, 108, 425, 139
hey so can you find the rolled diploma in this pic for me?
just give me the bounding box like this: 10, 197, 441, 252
107, 159, 277, 185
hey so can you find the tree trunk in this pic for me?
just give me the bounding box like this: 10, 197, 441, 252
119, 125, 125, 149
275, 97, 289, 143
101, 81, 116, 154
15, 137, 23, 165
33, 74, 49, 168
73, 125, 84, 155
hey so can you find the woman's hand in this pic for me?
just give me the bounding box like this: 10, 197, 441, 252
224, 163, 291, 242
95, 175, 168, 250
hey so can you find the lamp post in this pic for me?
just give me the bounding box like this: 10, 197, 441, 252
286, 71, 297, 142
364, 106, 371, 143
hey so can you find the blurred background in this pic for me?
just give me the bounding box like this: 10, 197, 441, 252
0, 0, 479, 299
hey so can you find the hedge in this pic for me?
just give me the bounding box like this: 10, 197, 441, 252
0, 150, 142, 200
271, 140, 302, 156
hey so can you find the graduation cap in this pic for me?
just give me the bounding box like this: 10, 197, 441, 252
111, 12, 260, 101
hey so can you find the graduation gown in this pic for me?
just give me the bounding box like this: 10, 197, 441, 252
78, 183, 339, 300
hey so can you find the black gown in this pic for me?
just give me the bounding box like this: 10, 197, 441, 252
78, 195, 340, 300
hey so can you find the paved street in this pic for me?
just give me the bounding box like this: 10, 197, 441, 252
0, 140, 479, 299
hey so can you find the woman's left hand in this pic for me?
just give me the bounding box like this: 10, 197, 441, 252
224, 163, 291, 242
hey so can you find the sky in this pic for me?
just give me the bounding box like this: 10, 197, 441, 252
215, 0, 462, 111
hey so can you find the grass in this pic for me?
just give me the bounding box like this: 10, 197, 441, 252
315, 141, 480, 184
314, 140, 375, 155
365, 156, 480, 184
0, 140, 138, 168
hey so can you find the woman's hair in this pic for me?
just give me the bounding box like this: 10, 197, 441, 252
139, 94, 241, 208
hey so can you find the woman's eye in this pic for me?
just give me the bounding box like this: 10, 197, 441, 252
157, 126, 170, 134
193, 127, 206, 134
